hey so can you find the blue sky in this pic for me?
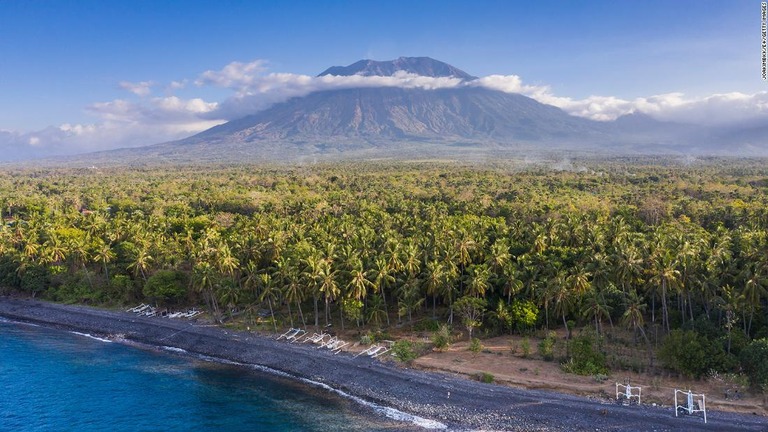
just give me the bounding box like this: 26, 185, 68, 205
0, 1, 764, 155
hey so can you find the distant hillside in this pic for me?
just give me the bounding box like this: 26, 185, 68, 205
44, 57, 768, 164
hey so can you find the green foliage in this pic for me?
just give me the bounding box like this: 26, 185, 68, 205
659, 329, 735, 379
20, 264, 49, 297
509, 299, 538, 332
469, 337, 483, 353
392, 340, 417, 363
561, 332, 608, 376
454, 296, 486, 340
359, 334, 373, 345
538, 331, 557, 361
478, 372, 494, 383
0, 255, 21, 292
740, 338, 768, 388
49, 271, 97, 304
520, 337, 531, 358
143, 270, 188, 305
414, 318, 440, 332
369, 330, 393, 343
431, 324, 452, 351
489, 299, 513, 334
110, 274, 136, 303
342, 298, 363, 323
1, 160, 768, 352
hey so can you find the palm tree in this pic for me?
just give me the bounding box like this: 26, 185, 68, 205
501, 262, 523, 304
193, 260, 221, 323
43, 233, 67, 265
581, 287, 612, 335
93, 239, 115, 282
217, 281, 241, 318
466, 263, 491, 298
366, 294, 387, 327
487, 239, 511, 274
128, 242, 153, 282
397, 275, 423, 324
301, 251, 324, 327
489, 299, 513, 334
621, 289, 653, 367
612, 239, 643, 294
317, 260, 339, 327
424, 259, 445, 318
551, 271, 575, 338
258, 273, 281, 332
346, 258, 373, 302
277, 256, 306, 327
648, 230, 680, 334
739, 264, 767, 336
370, 256, 394, 326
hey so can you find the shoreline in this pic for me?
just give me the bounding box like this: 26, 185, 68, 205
1, 297, 766, 431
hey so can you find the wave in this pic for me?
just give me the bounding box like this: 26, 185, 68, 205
161, 346, 188, 354
295, 377, 447, 430
70, 331, 113, 343
0, 317, 39, 327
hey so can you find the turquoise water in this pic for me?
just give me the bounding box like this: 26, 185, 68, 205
0, 319, 414, 432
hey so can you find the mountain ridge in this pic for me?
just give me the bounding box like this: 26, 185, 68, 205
318, 56, 477, 80
9, 56, 767, 164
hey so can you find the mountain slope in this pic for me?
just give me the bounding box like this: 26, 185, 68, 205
187, 86, 609, 146
318, 56, 477, 80
58, 56, 756, 164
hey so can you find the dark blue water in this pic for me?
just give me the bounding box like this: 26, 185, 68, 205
0, 319, 423, 432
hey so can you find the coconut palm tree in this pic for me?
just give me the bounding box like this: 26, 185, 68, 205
370, 256, 394, 326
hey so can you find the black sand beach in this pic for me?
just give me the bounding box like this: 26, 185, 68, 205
1, 297, 766, 431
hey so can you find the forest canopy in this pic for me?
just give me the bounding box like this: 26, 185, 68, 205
1, 158, 767, 383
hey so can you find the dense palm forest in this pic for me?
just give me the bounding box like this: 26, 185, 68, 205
1, 159, 767, 385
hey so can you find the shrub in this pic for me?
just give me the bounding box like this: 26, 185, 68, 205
20, 264, 50, 298
740, 338, 768, 388
0, 255, 21, 293
510, 299, 538, 332
561, 333, 608, 376
538, 331, 556, 361
520, 337, 531, 358
49, 270, 97, 304
432, 324, 452, 351
414, 318, 440, 332
143, 270, 187, 305
469, 337, 484, 354
659, 329, 735, 379
343, 298, 363, 323
359, 334, 373, 345
392, 340, 417, 363
479, 372, 494, 383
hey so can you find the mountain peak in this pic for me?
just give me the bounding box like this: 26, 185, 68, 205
318, 56, 477, 80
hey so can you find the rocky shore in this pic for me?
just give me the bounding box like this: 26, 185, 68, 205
1, 297, 766, 431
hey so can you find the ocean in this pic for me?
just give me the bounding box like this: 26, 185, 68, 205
0, 319, 426, 431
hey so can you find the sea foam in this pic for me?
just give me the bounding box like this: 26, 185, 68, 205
193, 354, 447, 430
70, 331, 113, 343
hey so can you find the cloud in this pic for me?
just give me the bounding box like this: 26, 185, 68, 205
195, 60, 269, 90
87, 96, 218, 124
212, 70, 465, 120
0, 96, 225, 161
168, 79, 188, 91
467, 74, 768, 124
118, 80, 155, 96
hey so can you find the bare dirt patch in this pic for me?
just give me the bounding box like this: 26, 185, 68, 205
414, 334, 768, 418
